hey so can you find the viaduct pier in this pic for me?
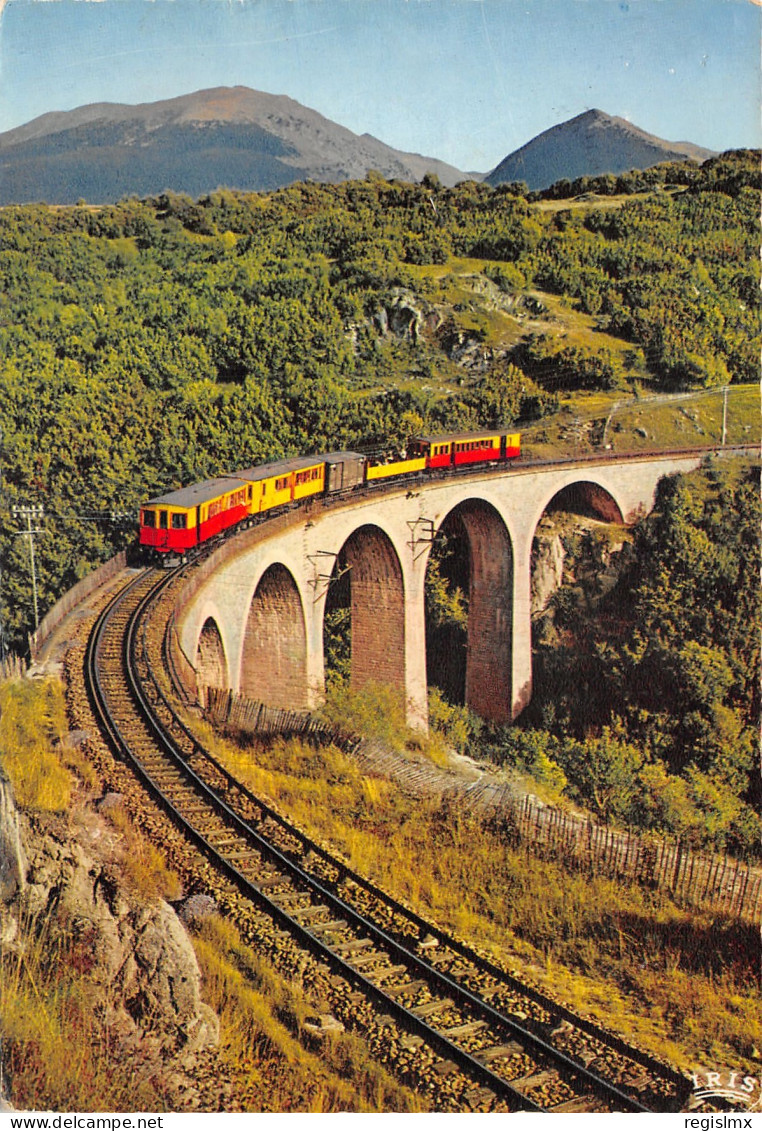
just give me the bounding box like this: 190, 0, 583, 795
169, 449, 726, 732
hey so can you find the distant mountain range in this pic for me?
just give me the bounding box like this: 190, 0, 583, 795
0, 88, 716, 205
0, 86, 468, 205
485, 108, 716, 190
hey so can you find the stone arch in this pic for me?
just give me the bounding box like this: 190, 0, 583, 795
527, 477, 631, 714
196, 617, 228, 690
542, 480, 624, 524
530, 479, 627, 611
240, 564, 309, 708
337, 524, 406, 697
428, 499, 514, 724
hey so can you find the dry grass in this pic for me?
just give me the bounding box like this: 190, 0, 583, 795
195, 717, 761, 1077
0, 911, 172, 1111
318, 680, 464, 770
0, 677, 72, 811
521, 383, 759, 461
0, 675, 416, 1113
104, 800, 182, 903
192, 915, 422, 1112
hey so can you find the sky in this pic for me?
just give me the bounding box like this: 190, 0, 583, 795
0, 0, 758, 174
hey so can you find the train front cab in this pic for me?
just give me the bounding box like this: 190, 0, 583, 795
140, 476, 252, 563
139, 504, 197, 556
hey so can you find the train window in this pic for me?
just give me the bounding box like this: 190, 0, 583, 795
159, 511, 168, 529
247, 487, 253, 501
171, 513, 187, 530
275, 476, 289, 491
142, 510, 156, 528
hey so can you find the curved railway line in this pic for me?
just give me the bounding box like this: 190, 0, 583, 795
82, 564, 693, 1114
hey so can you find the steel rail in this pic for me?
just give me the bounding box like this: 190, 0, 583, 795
147, 581, 689, 1100
87, 574, 544, 1111
94, 571, 672, 1112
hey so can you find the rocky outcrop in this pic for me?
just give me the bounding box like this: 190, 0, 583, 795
531, 532, 565, 617
531, 515, 633, 647
0, 772, 26, 904
0, 782, 219, 1099
375, 289, 443, 343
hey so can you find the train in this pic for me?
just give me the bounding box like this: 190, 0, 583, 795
139, 428, 521, 563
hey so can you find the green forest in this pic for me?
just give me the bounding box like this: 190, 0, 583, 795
469, 461, 760, 857
2, 148, 758, 650
0, 149, 759, 852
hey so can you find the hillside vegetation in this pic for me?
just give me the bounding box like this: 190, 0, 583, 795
511, 461, 760, 858
0, 675, 420, 1112
195, 719, 761, 1077
1, 149, 758, 646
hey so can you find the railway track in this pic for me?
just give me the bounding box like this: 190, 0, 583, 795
85, 566, 692, 1114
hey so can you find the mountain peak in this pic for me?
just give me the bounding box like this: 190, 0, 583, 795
0, 86, 468, 204
486, 109, 715, 191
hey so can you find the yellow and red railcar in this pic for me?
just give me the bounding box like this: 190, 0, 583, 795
409, 430, 520, 469
236, 456, 327, 516
139, 476, 252, 557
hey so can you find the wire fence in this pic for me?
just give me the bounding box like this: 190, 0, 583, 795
494, 794, 762, 925
0, 655, 26, 683
205, 685, 762, 925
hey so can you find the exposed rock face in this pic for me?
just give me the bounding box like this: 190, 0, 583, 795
376, 289, 443, 343
531, 515, 634, 651
531, 533, 565, 617
0, 772, 26, 905
1, 785, 219, 1096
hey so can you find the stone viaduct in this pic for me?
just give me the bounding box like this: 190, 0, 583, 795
171, 451, 716, 733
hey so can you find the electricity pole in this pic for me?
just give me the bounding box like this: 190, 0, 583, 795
721, 386, 728, 447
11, 504, 44, 632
